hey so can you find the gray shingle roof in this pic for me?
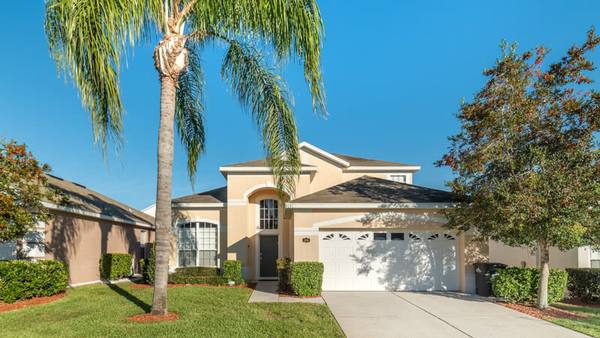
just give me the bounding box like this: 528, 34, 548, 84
289, 176, 454, 204
46, 174, 154, 225
332, 153, 416, 167
172, 186, 227, 204
222, 158, 315, 168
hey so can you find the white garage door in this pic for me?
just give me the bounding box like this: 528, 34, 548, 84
319, 231, 459, 291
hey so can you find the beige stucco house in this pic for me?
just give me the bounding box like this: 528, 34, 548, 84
489, 241, 600, 269
167, 142, 488, 293
0, 174, 154, 286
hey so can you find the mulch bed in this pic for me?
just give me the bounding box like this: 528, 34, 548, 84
0, 293, 66, 313
130, 283, 255, 290
500, 302, 588, 320
127, 312, 179, 323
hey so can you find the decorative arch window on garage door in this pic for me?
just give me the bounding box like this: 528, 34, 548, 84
177, 222, 218, 267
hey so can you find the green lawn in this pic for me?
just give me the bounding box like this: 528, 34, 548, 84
549, 303, 600, 337
0, 283, 344, 338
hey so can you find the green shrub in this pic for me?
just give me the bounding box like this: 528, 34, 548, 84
174, 266, 219, 276
140, 245, 155, 285
492, 267, 567, 304
276, 257, 292, 292
290, 262, 324, 297
223, 260, 243, 285
168, 274, 228, 285
0, 260, 68, 303
566, 268, 600, 303
99, 253, 132, 280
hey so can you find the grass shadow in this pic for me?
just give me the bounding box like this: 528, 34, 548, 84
107, 283, 151, 313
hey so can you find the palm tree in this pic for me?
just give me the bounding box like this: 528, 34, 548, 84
45, 0, 325, 315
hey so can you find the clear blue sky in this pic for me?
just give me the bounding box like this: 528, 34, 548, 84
1, 1, 598, 209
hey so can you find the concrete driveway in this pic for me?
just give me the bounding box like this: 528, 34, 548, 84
322, 292, 587, 338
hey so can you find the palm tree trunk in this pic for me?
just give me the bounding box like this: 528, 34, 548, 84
536, 241, 550, 309
151, 76, 177, 316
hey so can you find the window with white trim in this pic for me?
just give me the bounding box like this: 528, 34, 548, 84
388, 174, 406, 183
259, 199, 278, 229
177, 222, 218, 267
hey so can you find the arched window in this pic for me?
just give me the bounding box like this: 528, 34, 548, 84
259, 199, 278, 229
177, 222, 218, 267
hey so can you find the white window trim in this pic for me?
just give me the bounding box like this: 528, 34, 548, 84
174, 218, 221, 269
258, 199, 279, 230
387, 173, 408, 183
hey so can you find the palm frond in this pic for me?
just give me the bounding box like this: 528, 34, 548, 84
188, 0, 326, 113
45, 0, 163, 151
221, 41, 301, 196
175, 43, 206, 186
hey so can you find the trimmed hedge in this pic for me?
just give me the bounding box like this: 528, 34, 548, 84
99, 253, 132, 280
140, 245, 155, 285
276, 257, 292, 292
0, 260, 68, 303
168, 274, 228, 285
492, 267, 568, 304
174, 267, 219, 276
223, 260, 243, 285
566, 268, 600, 303
290, 262, 324, 297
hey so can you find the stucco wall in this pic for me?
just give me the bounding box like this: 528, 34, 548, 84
45, 211, 151, 286
488, 240, 581, 268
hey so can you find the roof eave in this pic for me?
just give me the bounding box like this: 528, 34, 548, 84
285, 202, 455, 209
343, 166, 421, 172
219, 166, 318, 174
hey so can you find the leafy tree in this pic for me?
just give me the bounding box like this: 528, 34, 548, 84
438, 30, 600, 309
45, 0, 325, 315
0, 141, 54, 258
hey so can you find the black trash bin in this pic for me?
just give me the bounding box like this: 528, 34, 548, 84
474, 262, 507, 297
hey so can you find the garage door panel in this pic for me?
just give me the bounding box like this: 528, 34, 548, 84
319, 231, 458, 291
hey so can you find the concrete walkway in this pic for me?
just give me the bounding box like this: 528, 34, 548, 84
248, 281, 324, 304
322, 291, 587, 338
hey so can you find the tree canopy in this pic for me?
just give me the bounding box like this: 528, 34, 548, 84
0, 141, 54, 243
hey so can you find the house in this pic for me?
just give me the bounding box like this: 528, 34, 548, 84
489, 241, 600, 269
0, 174, 154, 286
167, 142, 488, 293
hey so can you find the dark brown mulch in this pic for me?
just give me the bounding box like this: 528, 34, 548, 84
130, 283, 255, 290
500, 302, 588, 320
0, 293, 66, 313
127, 312, 179, 323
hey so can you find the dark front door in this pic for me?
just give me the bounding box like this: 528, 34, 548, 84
259, 235, 278, 278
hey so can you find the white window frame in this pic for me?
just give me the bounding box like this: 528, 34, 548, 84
387, 173, 407, 183
259, 199, 279, 230
174, 219, 220, 268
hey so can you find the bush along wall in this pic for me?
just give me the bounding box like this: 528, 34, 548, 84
290, 262, 324, 297
276, 257, 292, 292
99, 253, 132, 280
0, 260, 69, 303
168, 266, 227, 285
566, 268, 600, 303
140, 245, 155, 284
492, 267, 568, 304
223, 260, 244, 285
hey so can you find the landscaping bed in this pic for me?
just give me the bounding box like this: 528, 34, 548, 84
0, 293, 66, 313
499, 302, 587, 320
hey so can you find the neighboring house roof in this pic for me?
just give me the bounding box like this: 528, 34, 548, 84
288, 176, 454, 204
45, 174, 154, 227
172, 186, 227, 204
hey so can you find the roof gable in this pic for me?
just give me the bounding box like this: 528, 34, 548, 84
172, 186, 227, 204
